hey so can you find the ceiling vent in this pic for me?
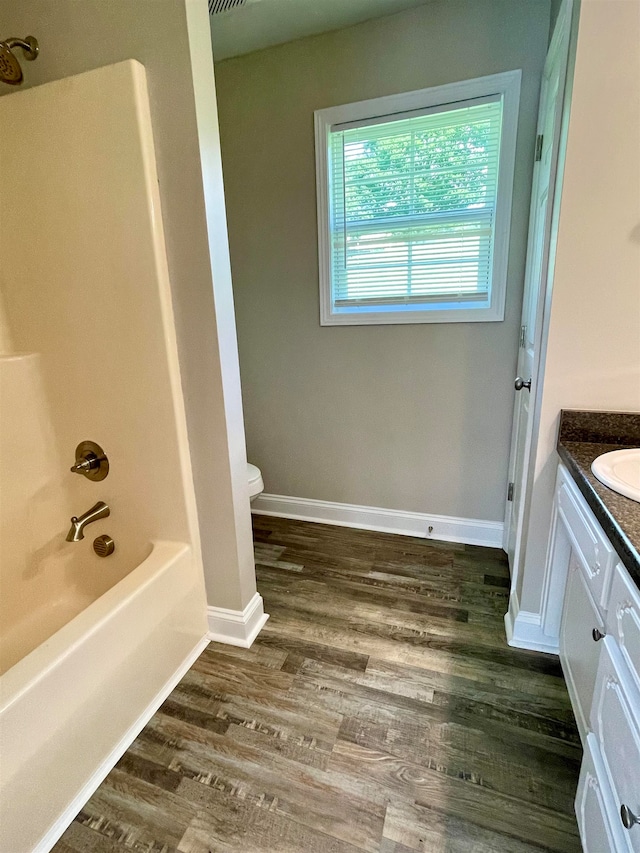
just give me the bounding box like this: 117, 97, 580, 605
208, 0, 252, 14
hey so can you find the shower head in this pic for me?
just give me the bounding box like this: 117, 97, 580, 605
0, 36, 39, 86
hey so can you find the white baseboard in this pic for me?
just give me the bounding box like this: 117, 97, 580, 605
504, 591, 559, 655
251, 493, 504, 548
207, 592, 269, 648
37, 634, 210, 853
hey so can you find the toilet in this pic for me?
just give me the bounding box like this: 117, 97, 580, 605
247, 463, 264, 503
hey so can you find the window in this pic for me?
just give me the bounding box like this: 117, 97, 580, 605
315, 72, 521, 325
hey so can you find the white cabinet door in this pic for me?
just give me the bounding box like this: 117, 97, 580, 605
606, 562, 640, 699
560, 553, 606, 740
577, 733, 630, 852
591, 640, 640, 853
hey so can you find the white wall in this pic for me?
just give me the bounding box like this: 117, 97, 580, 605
214, 0, 551, 525
519, 0, 640, 613
0, 0, 257, 613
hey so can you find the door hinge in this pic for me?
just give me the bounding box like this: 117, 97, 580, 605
520, 325, 526, 348
507, 482, 514, 502
535, 134, 544, 162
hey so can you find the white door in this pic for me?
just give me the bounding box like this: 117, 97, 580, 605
504, 0, 573, 576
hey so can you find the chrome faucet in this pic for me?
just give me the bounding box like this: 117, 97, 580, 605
66, 501, 110, 542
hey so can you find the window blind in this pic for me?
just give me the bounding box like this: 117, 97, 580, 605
328, 97, 503, 309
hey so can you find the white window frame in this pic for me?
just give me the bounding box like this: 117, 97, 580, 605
314, 71, 521, 326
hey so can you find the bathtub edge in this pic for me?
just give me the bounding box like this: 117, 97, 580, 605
35, 632, 210, 853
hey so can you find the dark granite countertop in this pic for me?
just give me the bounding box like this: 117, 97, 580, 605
557, 410, 640, 589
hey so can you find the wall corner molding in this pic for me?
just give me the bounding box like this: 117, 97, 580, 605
505, 591, 559, 655
251, 493, 503, 548
207, 592, 269, 648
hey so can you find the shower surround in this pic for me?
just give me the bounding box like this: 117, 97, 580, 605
0, 61, 208, 851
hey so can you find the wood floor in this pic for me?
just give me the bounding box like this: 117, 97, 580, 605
54, 516, 582, 853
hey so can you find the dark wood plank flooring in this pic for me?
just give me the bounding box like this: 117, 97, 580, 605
54, 516, 582, 853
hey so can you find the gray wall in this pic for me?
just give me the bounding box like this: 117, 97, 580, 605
215, 0, 551, 522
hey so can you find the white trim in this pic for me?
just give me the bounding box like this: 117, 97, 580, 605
539, 465, 573, 639
504, 591, 559, 655
314, 70, 521, 326
251, 493, 503, 548
36, 635, 210, 853
207, 592, 269, 648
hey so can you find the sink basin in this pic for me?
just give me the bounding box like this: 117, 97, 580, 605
591, 448, 640, 503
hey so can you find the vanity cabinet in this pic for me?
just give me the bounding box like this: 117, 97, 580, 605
548, 463, 640, 852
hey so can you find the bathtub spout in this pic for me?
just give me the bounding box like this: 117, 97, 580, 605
66, 501, 110, 542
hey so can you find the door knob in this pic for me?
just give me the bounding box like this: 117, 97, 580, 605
514, 377, 532, 391
592, 628, 605, 642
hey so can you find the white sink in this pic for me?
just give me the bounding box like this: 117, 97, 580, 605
591, 448, 640, 503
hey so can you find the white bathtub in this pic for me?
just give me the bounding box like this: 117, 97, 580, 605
0, 540, 209, 853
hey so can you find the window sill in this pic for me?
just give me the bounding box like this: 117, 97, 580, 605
320, 303, 505, 326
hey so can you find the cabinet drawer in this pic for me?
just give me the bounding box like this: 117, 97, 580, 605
606, 562, 640, 698
576, 733, 630, 852
590, 639, 640, 853
557, 467, 615, 609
